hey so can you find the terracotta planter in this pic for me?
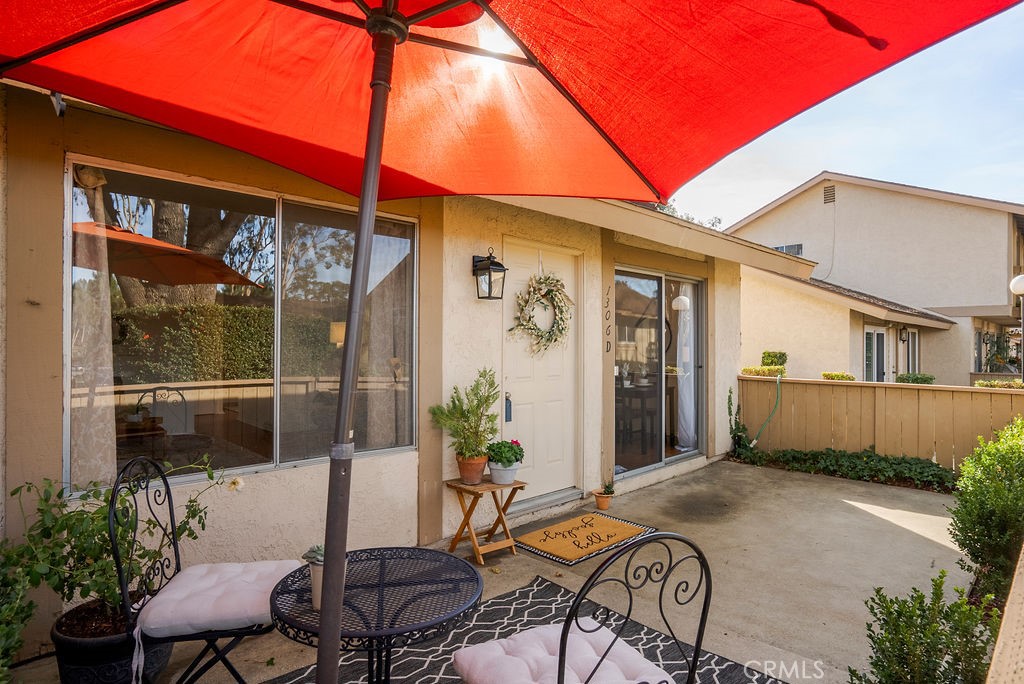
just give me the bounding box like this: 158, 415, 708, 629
309, 562, 324, 611
488, 461, 520, 485
458, 456, 488, 485
593, 490, 613, 511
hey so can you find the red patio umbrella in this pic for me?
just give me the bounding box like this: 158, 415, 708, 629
73, 222, 258, 286
2, 1, 1018, 679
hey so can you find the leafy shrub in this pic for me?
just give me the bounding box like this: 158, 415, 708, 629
116, 304, 337, 383
848, 571, 999, 684
822, 371, 856, 381
727, 388, 755, 461
974, 379, 1024, 389
949, 416, 1024, 597
896, 372, 935, 385
428, 368, 501, 459
0, 549, 33, 683
740, 365, 786, 377
761, 350, 788, 366
732, 446, 956, 492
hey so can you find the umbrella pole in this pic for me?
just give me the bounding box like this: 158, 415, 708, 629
317, 22, 402, 684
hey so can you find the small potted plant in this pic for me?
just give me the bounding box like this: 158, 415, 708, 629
428, 368, 501, 485
593, 480, 615, 510
486, 439, 524, 485
302, 544, 325, 611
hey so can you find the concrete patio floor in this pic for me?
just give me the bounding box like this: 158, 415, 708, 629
14, 459, 969, 683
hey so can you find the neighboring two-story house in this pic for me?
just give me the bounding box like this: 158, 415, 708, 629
726, 171, 1024, 385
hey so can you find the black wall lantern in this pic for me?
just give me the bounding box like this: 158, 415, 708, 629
472, 248, 506, 300
898, 326, 909, 343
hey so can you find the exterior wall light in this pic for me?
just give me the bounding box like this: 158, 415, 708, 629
472, 248, 506, 300
1009, 274, 1024, 382
898, 326, 909, 343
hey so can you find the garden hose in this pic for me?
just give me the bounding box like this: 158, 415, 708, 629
749, 374, 782, 447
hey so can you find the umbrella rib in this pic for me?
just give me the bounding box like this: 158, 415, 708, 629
0, 0, 187, 74
406, 0, 474, 26
270, 0, 366, 29
271, 0, 531, 66
479, 4, 662, 202
406, 34, 533, 66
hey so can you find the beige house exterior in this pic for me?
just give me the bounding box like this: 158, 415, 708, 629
728, 172, 1024, 385
0, 83, 812, 652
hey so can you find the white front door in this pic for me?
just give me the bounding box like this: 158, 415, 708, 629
502, 240, 579, 499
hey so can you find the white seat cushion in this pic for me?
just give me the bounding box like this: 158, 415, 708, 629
452, 618, 674, 684
138, 560, 302, 638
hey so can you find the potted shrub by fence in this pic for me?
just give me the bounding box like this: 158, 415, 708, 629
7, 461, 223, 683
429, 368, 500, 485
486, 440, 524, 484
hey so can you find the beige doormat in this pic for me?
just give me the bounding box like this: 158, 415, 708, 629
515, 513, 656, 566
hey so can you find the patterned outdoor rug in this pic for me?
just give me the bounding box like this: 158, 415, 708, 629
514, 512, 656, 566
265, 575, 782, 684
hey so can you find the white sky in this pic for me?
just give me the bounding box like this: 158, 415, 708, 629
669, 3, 1024, 229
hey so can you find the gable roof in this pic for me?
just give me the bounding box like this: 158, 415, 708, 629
755, 268, 955, 329
725, 171, 1024, 235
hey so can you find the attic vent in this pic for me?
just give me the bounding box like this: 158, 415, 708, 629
823, 185, 836, 204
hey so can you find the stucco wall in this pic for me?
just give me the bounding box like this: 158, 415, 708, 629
740, 267, 853, 379
922, 318, 975, 386
435, 196, 605, 537
713, 259, 740, 456
733, 180, 1013, 310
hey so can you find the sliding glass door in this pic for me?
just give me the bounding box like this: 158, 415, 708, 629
614, 270, 702, 475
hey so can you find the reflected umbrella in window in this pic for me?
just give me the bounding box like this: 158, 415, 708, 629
72, 222, 258, 286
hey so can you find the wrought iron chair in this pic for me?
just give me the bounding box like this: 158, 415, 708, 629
453, 532, 712, 684
136, 385, 214, 458
108, 457, 300, 683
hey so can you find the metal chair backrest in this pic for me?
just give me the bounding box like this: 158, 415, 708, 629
557, 532, 712, 684
137, 385, 192, 435
108, 457, 183, 631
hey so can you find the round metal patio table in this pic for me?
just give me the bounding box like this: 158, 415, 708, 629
270, 546, 482, 684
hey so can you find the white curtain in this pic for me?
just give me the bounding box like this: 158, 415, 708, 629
675, 284, 696, 451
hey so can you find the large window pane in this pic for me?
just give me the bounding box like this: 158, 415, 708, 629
70, 165, 276, 482
614, 271, 662, 473
279, 202, 414, 462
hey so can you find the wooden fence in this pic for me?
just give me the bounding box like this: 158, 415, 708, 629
736, 376, 1024, 469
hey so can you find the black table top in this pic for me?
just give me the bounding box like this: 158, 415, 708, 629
270, 546, 482, 651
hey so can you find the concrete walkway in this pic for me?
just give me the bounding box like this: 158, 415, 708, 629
14, 460, 968, 683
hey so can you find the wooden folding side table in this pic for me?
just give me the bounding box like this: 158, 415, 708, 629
445, 477, 527, 566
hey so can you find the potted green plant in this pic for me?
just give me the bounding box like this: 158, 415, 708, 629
486, 439, 525, 485
302, 544, 325, 611
428, 368, 500, 485
593, 480, 615, 511
7, 460, 223, 683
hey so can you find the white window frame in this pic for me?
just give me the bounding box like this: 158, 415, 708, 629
63, 154, 420, 481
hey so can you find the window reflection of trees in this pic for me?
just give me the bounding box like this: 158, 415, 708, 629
68, 165, 414, 481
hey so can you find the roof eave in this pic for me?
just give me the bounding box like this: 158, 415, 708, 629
482, 196, 815, 278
